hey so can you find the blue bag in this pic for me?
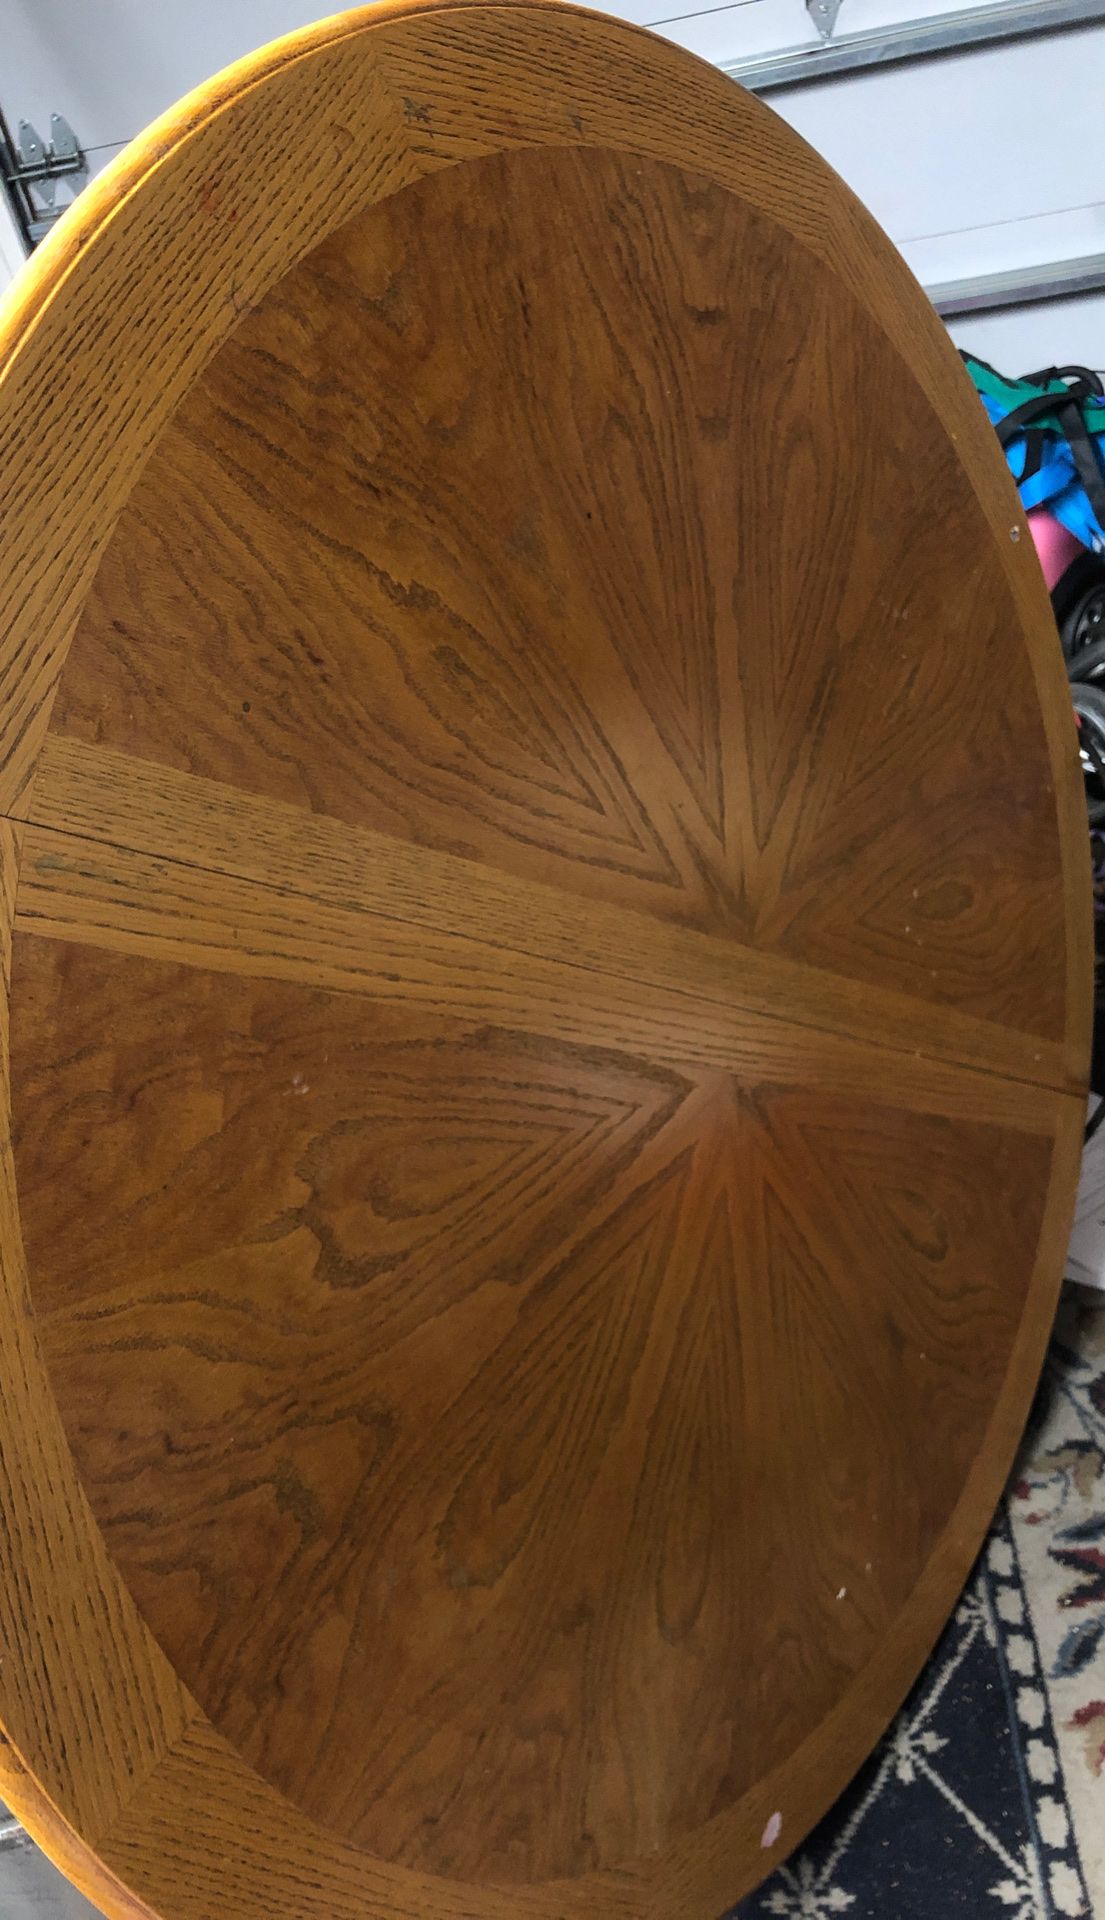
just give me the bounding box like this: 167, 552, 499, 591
962, 355, 1105, 552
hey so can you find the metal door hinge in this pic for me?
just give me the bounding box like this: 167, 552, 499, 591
806, 0, 843, 40
1, 107, 87, 251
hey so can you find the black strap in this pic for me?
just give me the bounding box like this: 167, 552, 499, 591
1058, 395, 1105, 534
995, 380, 1105, 532
962, 352, 1105, 528
995, 390, 1066, 445
1016, 427, 1047, 486
1021, 363, 1105, 398
994, 383, 1096, 445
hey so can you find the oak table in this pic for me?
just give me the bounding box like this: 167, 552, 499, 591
0, 5, 1091, 1917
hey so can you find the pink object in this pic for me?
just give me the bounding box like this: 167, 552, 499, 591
1028, 507, 1086, 591
761, 1812, 783, 1849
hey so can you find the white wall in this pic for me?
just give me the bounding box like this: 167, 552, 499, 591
762, 20, 1105, 375
1, 0, 1103, 376
1, 0, 322, 154
0, 186, 24, 290
947, 297, 1105, 378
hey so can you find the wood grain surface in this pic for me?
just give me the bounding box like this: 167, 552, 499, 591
0, 4, 1091, 1918
49, 144, 1068, 1035
9, 934, 1059, 1880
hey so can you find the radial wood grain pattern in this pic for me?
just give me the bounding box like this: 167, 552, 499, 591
0, 4, 1091, 1919
50, 143, 1066, 1035
8, 935, 1056, 1880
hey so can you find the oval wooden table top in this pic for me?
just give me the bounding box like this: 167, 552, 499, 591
0, 5, 1092, 1917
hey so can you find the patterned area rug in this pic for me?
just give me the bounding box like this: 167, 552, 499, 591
735, 1285, 1105, 1920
